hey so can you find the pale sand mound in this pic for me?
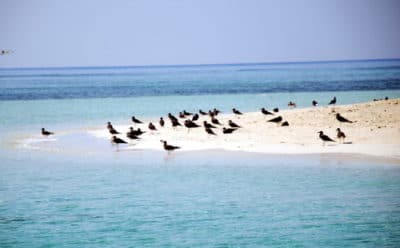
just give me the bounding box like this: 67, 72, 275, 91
90, 99, 400, 158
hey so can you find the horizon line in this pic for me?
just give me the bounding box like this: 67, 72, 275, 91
1, 57, 400, 70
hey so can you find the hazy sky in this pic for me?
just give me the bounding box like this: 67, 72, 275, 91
1, 0, 400, 68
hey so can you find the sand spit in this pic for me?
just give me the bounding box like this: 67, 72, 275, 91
88, 99, 400, 158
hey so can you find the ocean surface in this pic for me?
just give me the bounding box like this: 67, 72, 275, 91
1, 59, 400, 130
1, 59, 400, 247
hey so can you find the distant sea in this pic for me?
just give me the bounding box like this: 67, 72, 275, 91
0, 59, 400, 129
1, 59, 400, 247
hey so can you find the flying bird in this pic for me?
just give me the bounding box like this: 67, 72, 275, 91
41, 128, 54, 136
0, 50, 12, 56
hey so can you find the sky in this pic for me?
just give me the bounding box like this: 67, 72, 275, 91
1, 0, 400, 68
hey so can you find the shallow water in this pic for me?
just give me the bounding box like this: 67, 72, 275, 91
1, 90, 400, 130
1, 150, 399, 247
1, 60, 400, 247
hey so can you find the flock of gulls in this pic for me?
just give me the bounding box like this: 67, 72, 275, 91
39, 95, 370, 152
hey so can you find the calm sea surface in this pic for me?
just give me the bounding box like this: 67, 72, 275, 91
0, 60, 400, 247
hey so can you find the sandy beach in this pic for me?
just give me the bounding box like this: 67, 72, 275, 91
88, 99, 400, 158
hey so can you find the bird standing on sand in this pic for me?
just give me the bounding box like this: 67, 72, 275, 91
184, 120, 201, 132
159, 117, 165, 127
223, 127, 238, 134
208, 110, 215, 118
273, 108, 279, 113
261, 108, 273, 115
171, 119, 182, 128
312, 100, 318, 106
130, 128, 145, 136
211, 116, 222, 125
168, 113, 181, 127
203, 121, 216, 129
131, 116, 143, 125
107, 122, 114, 130
183, 110, 193, 116
213, 108, 221, 115
318, 131, 335, 146
109, 128, 119, 135
232, 108, 243, 115
160, 140, 180, 151
336, 128, 346, 143
288, 101, 296, 108
336, 113, 353, 123
199, 109, 207, 115
112, 135, 128, 144
127, 127, 140, 139
148, 122, 157, 131
108, 122, 120, 134
281, 121, 289, 126
228, 120, 241, 128
192, 113, 199, 121
205, 127, 217, 135
267, 116, 283, 124
329, 97, 337, 105
168, 113, 178, 121
41, 128, 54, 136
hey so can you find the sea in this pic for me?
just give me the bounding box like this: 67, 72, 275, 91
1, 59, 400, 247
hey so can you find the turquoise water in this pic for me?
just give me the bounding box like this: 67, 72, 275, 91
1, 60, 400, 247
1, 150, 400, 247
0, 90, 400, 131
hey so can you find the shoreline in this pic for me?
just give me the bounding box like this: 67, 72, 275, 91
9, 99, 400, 162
